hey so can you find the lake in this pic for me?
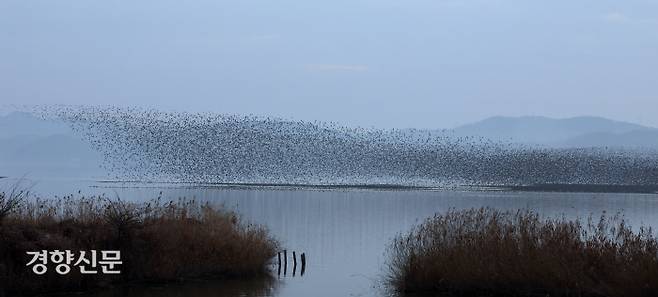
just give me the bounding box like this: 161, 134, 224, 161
15, 180, 658, 297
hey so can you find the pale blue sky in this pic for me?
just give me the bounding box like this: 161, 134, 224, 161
1, 0, 657, 128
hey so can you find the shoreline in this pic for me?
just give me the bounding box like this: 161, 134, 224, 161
5, 175, 658, 194
92, 180, 658, 194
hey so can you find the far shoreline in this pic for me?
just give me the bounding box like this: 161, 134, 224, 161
488, 183, 658, 194
90, 179, 658, 194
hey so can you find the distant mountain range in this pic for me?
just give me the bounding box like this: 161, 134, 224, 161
453, 116, 658, 148
0, 112, 104, 178
1, 112, 657, 179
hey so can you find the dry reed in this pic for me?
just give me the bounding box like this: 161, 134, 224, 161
0, 193, 278, 296
387, 208, 658, 297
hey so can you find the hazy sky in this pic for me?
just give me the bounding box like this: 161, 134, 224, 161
1, 0, 657, 129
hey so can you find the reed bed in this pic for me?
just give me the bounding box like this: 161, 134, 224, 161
387, 208, 658, 297
0, 192, 278, 296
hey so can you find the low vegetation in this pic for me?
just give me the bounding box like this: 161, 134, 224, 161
0, 184, 28, 224
0, 192, 278, 296
387, 208, 658, 297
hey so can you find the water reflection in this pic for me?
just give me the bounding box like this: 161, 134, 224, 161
75, 278, 278, 297
275, 250, 306, 278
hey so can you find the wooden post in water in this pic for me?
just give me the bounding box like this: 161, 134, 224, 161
300, 252, 306, 276
283, 250, 288, 275
292, 251, 297, 276
277, 252, 281, 276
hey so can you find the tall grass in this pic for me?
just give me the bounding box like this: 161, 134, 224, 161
0, 184, 28, 224
387, 208, 658, 297
0, 194, 279, 296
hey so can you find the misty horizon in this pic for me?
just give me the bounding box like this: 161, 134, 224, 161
2, 106, 657, 131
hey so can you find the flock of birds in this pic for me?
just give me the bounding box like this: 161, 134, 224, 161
29, 105, 658, 187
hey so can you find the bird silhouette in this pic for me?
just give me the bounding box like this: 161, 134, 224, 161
23, 105, 658, 187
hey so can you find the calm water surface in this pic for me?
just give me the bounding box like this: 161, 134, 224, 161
13, 179, 658, 297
